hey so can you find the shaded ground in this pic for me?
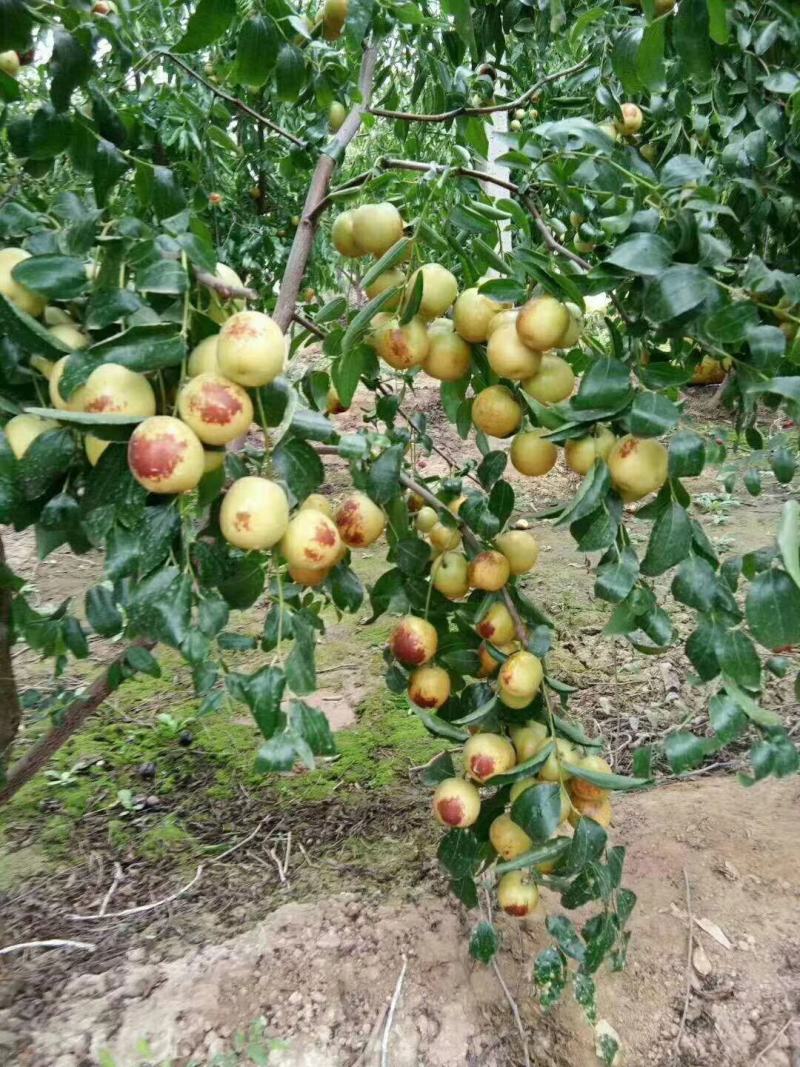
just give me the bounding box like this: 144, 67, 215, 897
1, 380, 798, 1066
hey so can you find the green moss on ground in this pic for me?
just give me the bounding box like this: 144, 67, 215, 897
0, 623, 441, 890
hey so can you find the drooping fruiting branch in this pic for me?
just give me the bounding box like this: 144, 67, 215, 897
0, 534, 22, 768
0, 638, 157, 805
395, 470, 530, 646
161, 52, 306, 149
367, 58, 591, 124
273, 42, 379, 331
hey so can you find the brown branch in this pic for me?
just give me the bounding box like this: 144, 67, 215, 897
380, 157, 519, 195
195, 270, 258, 302
293, 310, 326, 339
525, 195, 590, 271
273, 42, 379, 331
161, 51, 306, 149
367, 58, 591, 124
0, 638, 157, 806
0, 534, 22, 767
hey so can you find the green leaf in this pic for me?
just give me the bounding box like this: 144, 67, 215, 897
707, 0, 729, 44
644, 266, 716, 323
770, 446, 796, 485
235, 16, 278, 87
49, 30, 91, 112
534, 946, 567, 1009
361, 240, 413, 291
85, 585, 123, 637
547, 915, 585, 962
331, 344, 368, 408
420, 750, 456, 786
217, 555, 265, 609
438, 827, 481, 878
367, 444, 404, 505
638, 18, 665, 92
572, 358, 631, 411
778, 501, 800, 591
340, 287, 398, 354
285, 610, 316, 695
717, 628, 761, 690
288, 698, 336, 756
562, 763, 650, 791
484, 743, 555, 786
745, 570, 800, 651
664, 730, 713, 773
415, 710, 469, 742
686, 619, 721, 681
0, 0, 33, 52
275, 43, 305, 102
674, 0, 711, 81
327, 562, 364, 613
556, 461, 612, 527
11, 254, 88, 299
18, 429, 77, 499
255, 734, 297, 773
640, 502, 691, 577
595, 545, 639, 603
724, 678, 781, 729
93, 139, 131, 207
272, 438, 324, 502
629, 392, 680, 437
668, 430, 705, 478
708, 695, 746, 745
393, 536, 430, 577
126, 645, 161, 678
174, 0, 236, 52
469, 921, 499, 964
605, 234, 672, 277
510, 782, 562, 842
239, 665, 286, 740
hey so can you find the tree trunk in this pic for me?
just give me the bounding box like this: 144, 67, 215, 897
0, 638, 156, 805
0, 533, 22, 768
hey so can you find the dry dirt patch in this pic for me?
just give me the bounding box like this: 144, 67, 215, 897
9, 774, 800, 1067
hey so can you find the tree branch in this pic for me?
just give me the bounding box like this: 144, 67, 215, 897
273, 42, 379, 331
367, 58, 591, 124
0, 533, 22, 767
0, 638, 157, 806
161, 51, 306, 149
293, 310, 326, 339
395, 470, 529, 643
195, 270, 258, 302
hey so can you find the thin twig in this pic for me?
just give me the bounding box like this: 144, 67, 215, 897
0, 938, 96, 955
483, 886, 531, 1067
367, 58, 591, 123
284, 831, 292, 878
673, 868, 694, 1060
209, 815, 273, 864
99, 862, 123, 917
380, 954, 408, 1067
67, 864, 204, 921
753, 1016, 797, 1065
161, 52, 305, 148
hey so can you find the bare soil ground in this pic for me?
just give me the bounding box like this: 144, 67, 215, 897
6, 776, 800, 1067
1, 381, 798, 1067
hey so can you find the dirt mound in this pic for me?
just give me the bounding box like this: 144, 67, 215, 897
6, 774, 800, 1067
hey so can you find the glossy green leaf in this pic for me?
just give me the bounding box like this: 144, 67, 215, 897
640, 502, 691, 576
174, 0, 236, 52
511, 782, 562, 842
745, 569, 800, 651
469, 921, 499, 964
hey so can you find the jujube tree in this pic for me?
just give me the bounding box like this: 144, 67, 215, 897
0, 0, 799, 1051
